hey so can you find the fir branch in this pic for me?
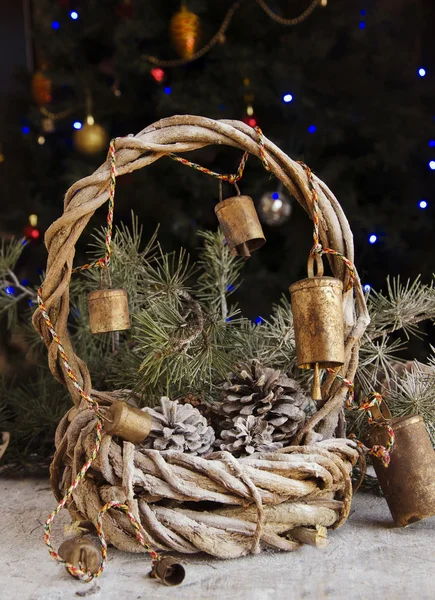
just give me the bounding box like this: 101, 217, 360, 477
366, 276, 435, 341
196, 229, 243, 320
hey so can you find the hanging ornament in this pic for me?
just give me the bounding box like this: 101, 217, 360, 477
215, 184, 266, 259
365, 405, 435, 527
23, 214, 40, 241
289, 254, 344, 402
73, 115, 109, 156
258, 189, 292, 226
242, 77, 258, 128
31, 70, 52, 106
170, 4, 201, 59
88, 288, 130, 334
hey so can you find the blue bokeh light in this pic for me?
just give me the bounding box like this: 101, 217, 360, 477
429, 160, 435, 170
5, 286, 15, 295
163, 86, 172, 95
227, 284, 234, 292
73, 121, 83, 130
359, 21, 366, 29
272, 192, 279, 200
360, 9, 366, 16
429, 140, 435, 148
283, 93, 293, 103
308, 125, 316, 133
363, 284, 371, 293
255, 317, 263, 325
70, 11, 79, 19
369, 234, 377, 244
21, 126, 30, 134
419, 200, 428, 209
52, 21, 60, 30
21, 279, 29, 286
418, 68, 426, 77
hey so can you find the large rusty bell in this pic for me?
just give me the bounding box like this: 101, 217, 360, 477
289, 254, 344, 402
88, 288, 130, 334
103, 400, 152, 445
215, 194, 265, 259
366, 410, 435, 527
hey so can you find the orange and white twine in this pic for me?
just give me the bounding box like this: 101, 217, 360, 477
298, 161, 356, 291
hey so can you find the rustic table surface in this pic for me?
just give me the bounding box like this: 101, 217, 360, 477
1, 477, 434, 600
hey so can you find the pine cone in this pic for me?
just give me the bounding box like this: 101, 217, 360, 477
216, 360, 309, 445
216, 415, 283, 456
142, 397, 215, 455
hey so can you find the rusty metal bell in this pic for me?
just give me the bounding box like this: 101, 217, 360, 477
103, 400, 152, 445
215, 194, 266, 259
289, 254, 344, 401
58, 535, 101, 576
366, 413, 435, 527
88, 288, 130, 334
150, 557, 186, 586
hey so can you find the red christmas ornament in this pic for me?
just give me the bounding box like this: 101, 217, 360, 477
24, 225, 40, 240
243, 115, 257, 128
31, 71, 52, 107
151, 68, 165, 83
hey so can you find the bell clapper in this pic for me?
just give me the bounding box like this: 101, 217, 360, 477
311, 362, 322, 402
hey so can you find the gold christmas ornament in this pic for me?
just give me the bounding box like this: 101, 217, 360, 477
103, 400, 152, 444
151, 557, 186, 586
170, 4, 201, 59
31, 71, 52, 106
289, 254, 344, 401
215, 195, 266, 259
88, 289, 130, 334
366, 412, 435, 527
58, 536, 100, 576
73, 116, 109, 156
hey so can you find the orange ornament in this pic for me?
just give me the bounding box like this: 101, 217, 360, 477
31, 71, 52, 106
169, 5, 201, 59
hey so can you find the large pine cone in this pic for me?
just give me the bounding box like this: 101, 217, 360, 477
215, 359, 310, 446
142, 397, 215, 455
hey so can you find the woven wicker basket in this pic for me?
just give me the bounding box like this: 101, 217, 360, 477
34, 116, 369, 558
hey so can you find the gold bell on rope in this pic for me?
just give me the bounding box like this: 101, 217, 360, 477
88, 288, 130, 334
215, 193, 266, 259
103, 400, 152, 445
151, 557, 186, 586
365, 405, 435, 527
58, 535, 100, 576
289, 254, 344, 402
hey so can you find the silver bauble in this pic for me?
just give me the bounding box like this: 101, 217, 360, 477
258, 191, 292, 226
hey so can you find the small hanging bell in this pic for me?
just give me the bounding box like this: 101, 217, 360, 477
88, 288, 130, 334
215, 194, 265, 259
365, 413, 435, 527
58, 535, 101, 576
289, 254, 345, 401
103, 400, 152, 445
150, 557, 186, 586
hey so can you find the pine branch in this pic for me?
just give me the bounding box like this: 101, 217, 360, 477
196, 229, 243, 321
366, 276, 435, 341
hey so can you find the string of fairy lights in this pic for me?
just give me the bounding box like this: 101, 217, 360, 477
3, 3, 433, 300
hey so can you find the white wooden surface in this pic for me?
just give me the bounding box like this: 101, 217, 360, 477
1, 477, 434, 600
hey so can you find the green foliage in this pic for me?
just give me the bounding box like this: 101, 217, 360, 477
2, 219, 435, 471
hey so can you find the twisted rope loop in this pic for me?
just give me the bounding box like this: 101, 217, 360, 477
327, 367, 395, 467
37, 289, 160, 581
298, 162, 356, 291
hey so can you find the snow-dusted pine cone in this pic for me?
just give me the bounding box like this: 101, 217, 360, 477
216, 415, 283, 456
215, 359, 310, 446
142, 397, 215, 455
